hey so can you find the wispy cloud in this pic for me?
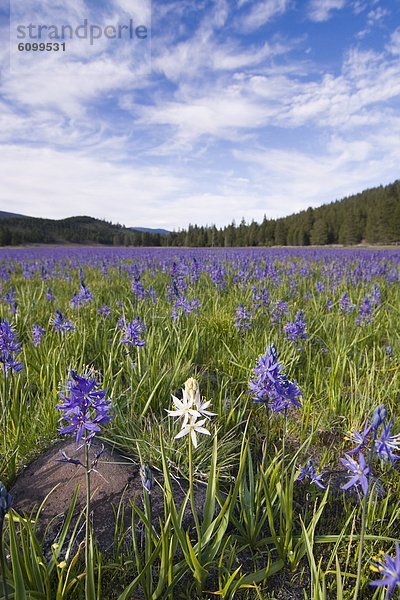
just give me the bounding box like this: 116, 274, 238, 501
308, 0, 346, 22
386, 27, 400, 55
239, 0, 290, 32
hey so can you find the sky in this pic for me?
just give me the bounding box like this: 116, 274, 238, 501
0, 0, 400, 230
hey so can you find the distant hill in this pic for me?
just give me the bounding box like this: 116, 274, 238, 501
0, 210, 26, 219
131, 227, 170, 235
0, 214, 165, 247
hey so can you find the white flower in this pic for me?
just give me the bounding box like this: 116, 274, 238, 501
167, 378, 217, 447
195, 397, 217, 420
184, 377, 200, 404
166, 394, 200, 427
174, 418, 211, 448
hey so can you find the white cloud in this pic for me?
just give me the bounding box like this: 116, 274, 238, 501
239, 0, 289, 32
233, 127, 400, 218
3, 55, 141, 117
386, 27, 400, 56
308, 0, 346, 22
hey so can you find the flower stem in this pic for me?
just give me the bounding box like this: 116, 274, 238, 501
353, 492, 367, 600
1, 366, 7, 450
85, 443, 91, 600
0, 519, 8, 600
188, 436, 200, 536
354, 431, 375, 600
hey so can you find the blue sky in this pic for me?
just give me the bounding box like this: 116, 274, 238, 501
0, 0, 400, 229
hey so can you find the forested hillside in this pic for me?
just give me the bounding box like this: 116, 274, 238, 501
166, 180, 400, 247
0, 216, 163, 247
1, 180, 399, 247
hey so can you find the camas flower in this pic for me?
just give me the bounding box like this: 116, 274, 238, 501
297, 459, 325, 489
372, 405, 387, 433
249, 343, 302, 413
97, 305, 111, 317
140, 464, 154, 492
0, 481, 12, 520
32, 324, 45, 347
166, 394, 201, 427
339, 292, 355, 314
370, 542, 400, 596
171, 297, 201, 320
340, 452, 369, 495
70, 282, 93, 309
52, 310, 74, 334
375, 420, 400, 462
0, 319, 23, 374
345, 423, 372, 454
283, 310, 307, 347
167, 377, 215, 448
121, 318, 145, 347
57, 370, 113, 446
45, 288, 55, 302
175, 418, 210, 449
234, 304, 253, 332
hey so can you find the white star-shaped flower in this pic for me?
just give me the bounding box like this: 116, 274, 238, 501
174, 418, 211, 448
166, 394, 200, 427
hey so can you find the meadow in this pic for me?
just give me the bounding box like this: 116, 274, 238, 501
0, 246, 399, 599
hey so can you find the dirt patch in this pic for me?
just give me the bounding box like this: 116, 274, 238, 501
10, 439, 206, 554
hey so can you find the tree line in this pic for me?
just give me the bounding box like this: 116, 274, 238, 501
1, 180, 399, 247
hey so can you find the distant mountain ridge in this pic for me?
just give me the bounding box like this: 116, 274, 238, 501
0, 214, 167, 246
0, 210, 26, 219
131, 227, 170, 235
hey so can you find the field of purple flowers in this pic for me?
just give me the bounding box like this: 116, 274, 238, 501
0, 246, 400, 599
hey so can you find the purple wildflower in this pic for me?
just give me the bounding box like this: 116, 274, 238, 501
70, 283, 93, 309
375, 420, 400, 462
370, 542, 400, 596
57, 370, 113, 446
270, 300, 289, 324
345, 423, 372, 454
249, 343, 302, 413
171, 297, 201, 320
0, 319, 23, 374
52, 310, 74, 334
121, 318, 146, 347
132, 278, 146, 299
4, 287, 17, 314
368, 284, 381, 307
339, 292, 355, 314
371, 405, 387, 433
45, 288, 55, 302
356, 297, 373, 327
283, 310, 307, 347
234, 304, 253, 332
140, 464, 154, 492
32, 324, 45, 347
252, 286, 269, 310
97, 305, 111, 317
56, 450, 83, 467
146, 287, 157, 303
0, 481, 12, 520
340, 452, 369, 495
385, 345, 393, 358
297, 459, 325, 489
